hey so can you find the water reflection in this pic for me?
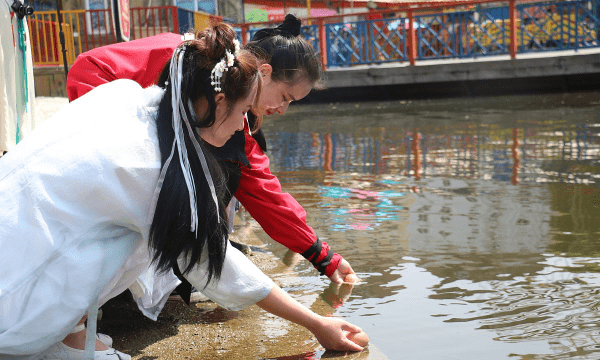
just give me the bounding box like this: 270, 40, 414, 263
257, 92, 600, 359
269, 122, 600, 186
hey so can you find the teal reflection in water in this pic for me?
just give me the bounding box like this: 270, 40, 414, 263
256, 92, 600, 359
318, 186, 406, 231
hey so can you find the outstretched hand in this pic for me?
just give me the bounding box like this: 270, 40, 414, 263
309, 316, 366, 352
256, 281, 367, 354
329, 258, 360, 284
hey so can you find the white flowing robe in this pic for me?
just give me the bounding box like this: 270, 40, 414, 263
1, 0, 37, 153
0, 79, 274, 356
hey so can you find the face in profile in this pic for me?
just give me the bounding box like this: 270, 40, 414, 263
253, 64, 313, 117
199, 78, 259, 147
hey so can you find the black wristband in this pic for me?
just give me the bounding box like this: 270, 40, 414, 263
301, 237, 322, 264
301, 238, 334, 276
316, 249, 334, 276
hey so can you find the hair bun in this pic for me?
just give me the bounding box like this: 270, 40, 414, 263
250, 13, 301, 42
279, 14, 301, 37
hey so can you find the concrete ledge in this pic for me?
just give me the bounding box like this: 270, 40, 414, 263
325, 49, 600, 87
33, 66, 68, 98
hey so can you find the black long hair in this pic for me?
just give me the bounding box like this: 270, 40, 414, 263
149, 23, 259, 284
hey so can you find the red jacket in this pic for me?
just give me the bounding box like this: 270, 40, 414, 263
66, 33, 341, 276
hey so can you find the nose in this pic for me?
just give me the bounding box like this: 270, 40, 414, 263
277, 101, 290, 115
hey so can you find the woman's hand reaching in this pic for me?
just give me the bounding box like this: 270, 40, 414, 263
308, 315, 367, 352
329, 258, 360, 284
256, 286, 368, 353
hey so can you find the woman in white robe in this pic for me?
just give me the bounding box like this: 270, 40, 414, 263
0, 23, 365, 359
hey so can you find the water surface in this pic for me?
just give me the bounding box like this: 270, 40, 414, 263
253, 92, 600, 359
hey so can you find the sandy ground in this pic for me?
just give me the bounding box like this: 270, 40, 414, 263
34, 96, 70, 121
97, 225, 385, 360
26, 97, 386, 360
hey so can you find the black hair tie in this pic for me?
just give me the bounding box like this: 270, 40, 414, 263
251, 14, 302, 42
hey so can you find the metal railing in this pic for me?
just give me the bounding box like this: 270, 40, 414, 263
28, 6, 219, 66
234, 0, 600, 69
29, 0, 599, 68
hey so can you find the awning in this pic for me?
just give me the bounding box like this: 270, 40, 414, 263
242, 0, 495, 10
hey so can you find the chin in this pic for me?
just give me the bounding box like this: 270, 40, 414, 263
201, 137, 223, 147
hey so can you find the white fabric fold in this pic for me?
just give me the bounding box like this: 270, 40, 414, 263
179, 240, 274, 312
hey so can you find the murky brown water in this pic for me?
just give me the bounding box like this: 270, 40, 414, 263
254, 92, 600, 359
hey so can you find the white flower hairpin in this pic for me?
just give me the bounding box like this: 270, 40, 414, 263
210, 40, 240, 93
233, 39, 240, 55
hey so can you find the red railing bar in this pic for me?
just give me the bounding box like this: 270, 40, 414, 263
318, 18, 327, 69
241, 24, 248, 45
408, 9, 416, 65
172, 6, 179, 35
510, 0, 517, 58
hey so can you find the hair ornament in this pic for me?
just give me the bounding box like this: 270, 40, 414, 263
233, 39, 240, 55
148, 45, 221, 231
210, 49, 235, 92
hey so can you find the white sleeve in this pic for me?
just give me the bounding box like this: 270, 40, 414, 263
178, 241, 274, 311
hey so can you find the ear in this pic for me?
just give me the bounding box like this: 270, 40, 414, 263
214, 93, 226, 105
258, 63, 273, 83
213, 93, 227, 120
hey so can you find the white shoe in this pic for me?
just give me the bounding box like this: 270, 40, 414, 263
68, 323, 112, 348
37, 341, 130, 360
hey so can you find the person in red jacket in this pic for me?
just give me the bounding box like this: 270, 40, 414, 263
67, 15, 357, 290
